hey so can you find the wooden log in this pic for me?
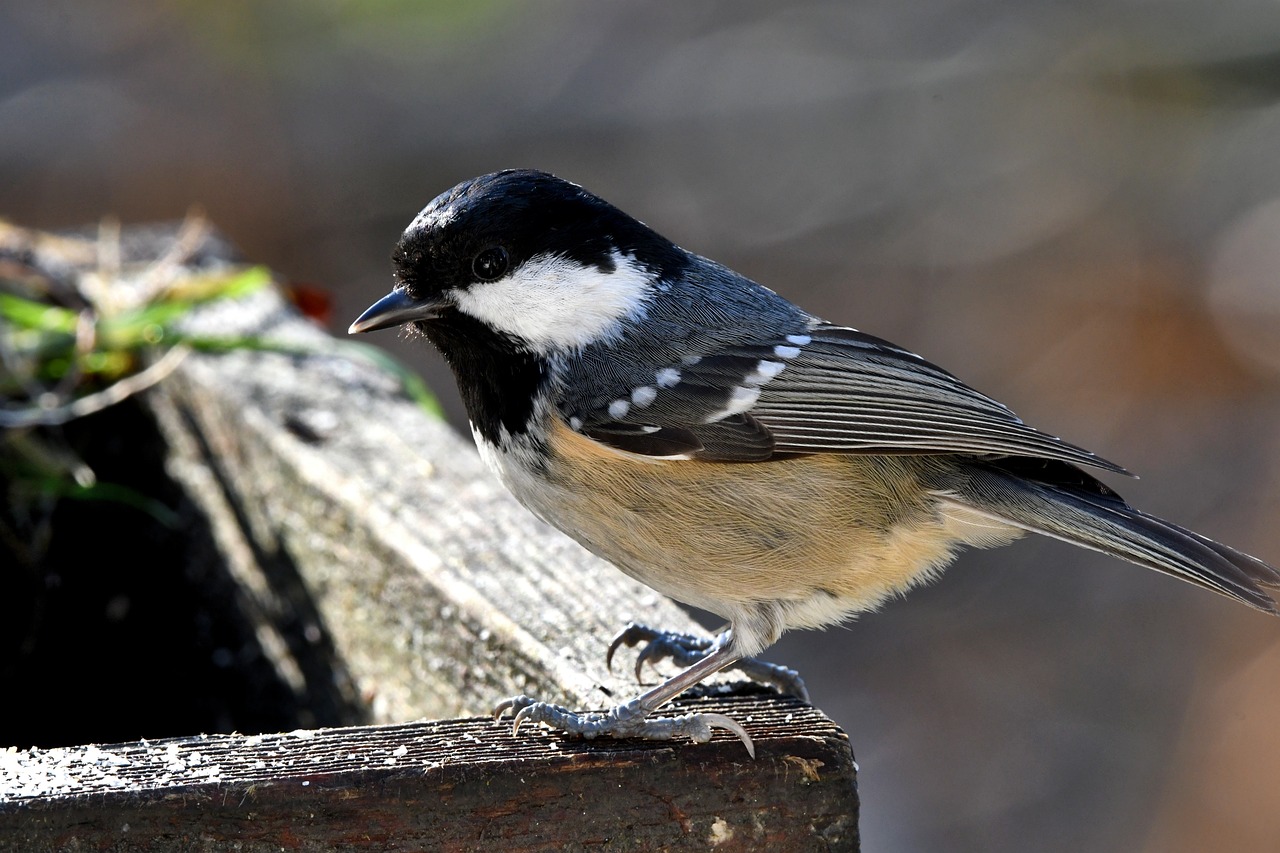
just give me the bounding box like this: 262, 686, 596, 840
0, 695, 857, 851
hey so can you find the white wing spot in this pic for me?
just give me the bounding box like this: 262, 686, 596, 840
747, 360, 786, 384
569, 416, 583, 431
681, 355, 702, 366
631, 385, 657, 407
704, 358, 787, 423
731, 385, 763, 409
704, 385, 762, 423
773, 345, 801, 359
608, 399, 630, 419
785, 334, 812, 346
655, 367, 682, 388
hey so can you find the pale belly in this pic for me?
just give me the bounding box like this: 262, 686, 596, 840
478, 417, 1022, 636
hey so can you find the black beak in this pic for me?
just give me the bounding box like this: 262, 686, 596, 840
348, 289, 446, 334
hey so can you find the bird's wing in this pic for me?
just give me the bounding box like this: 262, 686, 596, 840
563, 322, 1129, 473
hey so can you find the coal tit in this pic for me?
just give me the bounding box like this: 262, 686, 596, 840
351, 169, 1279, 754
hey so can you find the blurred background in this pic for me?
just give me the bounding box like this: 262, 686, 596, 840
3, 1, 1280, 850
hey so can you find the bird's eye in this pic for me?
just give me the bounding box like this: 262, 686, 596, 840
472, 246, 509, 282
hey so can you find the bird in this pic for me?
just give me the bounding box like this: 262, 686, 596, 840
350, 169, 1279, 756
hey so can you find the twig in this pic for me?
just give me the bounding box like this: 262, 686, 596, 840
134, 209, 213, 305
0, 345, 190, 428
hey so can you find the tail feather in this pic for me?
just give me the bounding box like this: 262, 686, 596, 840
952, 463, 1280, 614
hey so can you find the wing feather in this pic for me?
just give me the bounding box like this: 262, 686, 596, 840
561, 322, 1128, 474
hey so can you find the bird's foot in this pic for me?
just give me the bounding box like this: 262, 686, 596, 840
493, 694, 755, 757
607, 622, 810, 702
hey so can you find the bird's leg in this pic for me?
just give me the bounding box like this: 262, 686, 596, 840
607, 622, 809, 702
494, 635, 758, 756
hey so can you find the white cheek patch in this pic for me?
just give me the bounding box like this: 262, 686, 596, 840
451, 250, 655, 352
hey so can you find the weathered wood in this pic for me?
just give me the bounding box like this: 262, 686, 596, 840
0, 694, 857, 851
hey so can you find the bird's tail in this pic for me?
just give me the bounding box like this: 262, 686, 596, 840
947, 459, 1280, 613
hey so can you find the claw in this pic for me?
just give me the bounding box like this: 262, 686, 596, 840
605, 627, 633, 672
492, 694, 532, 721
608, 623, 718, 684
701, 713, 756, 758
606, 622, 656, 672
512, 704, 535, 737
633, 639, 669, 681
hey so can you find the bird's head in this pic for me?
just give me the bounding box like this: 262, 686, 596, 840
349, 169, 686, 355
